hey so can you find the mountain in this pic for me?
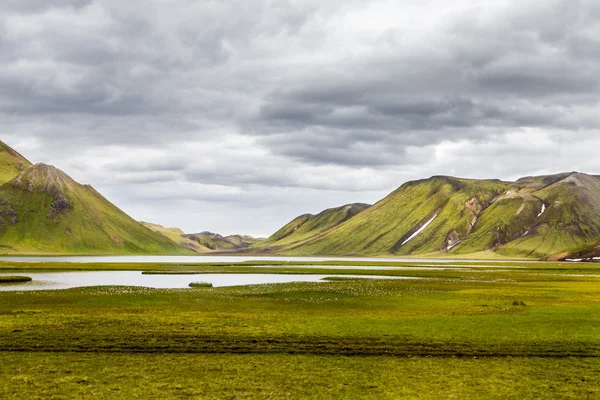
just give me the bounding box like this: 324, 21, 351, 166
493, 173, 600, 258
0, 161, 191, 254
0, 141, 32, 184
260, 203, 371, 248
140, 222, 210, 253
256, 173, 600, 259
184, 232, 262, 251
141, 222, 263, 252
225, 235, 264, 247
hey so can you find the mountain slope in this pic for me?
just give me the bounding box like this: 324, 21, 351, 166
140, 222, 210, 253
496, 173, 600, 258
0, 141, 32, 185
260, 203, 371, 248
0, 164, 191, 254
259, 173, 600, 259
261, 177, 511, 256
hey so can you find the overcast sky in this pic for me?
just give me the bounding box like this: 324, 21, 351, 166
2, 0, 600, 236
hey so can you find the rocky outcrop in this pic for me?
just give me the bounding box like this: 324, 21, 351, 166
47, 196, 71, 219
9, 164, 74, 220
0, 199, 18, 225
465, 197, 483, 215
444, 230, 461, 251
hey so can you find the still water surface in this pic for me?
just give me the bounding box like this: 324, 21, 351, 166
0, 271, 417, 291
0, 255, 530, 264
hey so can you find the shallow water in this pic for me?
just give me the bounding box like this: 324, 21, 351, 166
0, 255, 534, 264
250, 265, 455, 271
0, 271, 417, 291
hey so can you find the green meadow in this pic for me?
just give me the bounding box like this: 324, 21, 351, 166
1, 260, 600, 398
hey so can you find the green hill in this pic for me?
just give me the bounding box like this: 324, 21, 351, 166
257, 173, 600, 259
260, 203, 371, 248
0, 163, 191, 255
0, 141, 32, 184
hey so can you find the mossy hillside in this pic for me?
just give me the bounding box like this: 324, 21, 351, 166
392, 183, 510, 256
269, 177, 511, 256
497, 173, 600, 258
0, 164, 191, 254
260, 203, 371, 247
514, 172, 576, 191
0, 141, 31, 185
452, 192, 542, 255
259, 173, 600, 259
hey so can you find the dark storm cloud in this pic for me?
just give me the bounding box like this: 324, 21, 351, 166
2, 0, 600, 235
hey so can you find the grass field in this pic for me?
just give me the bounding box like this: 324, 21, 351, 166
1, 260, 600, 398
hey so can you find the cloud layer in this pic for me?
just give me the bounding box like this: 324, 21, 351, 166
1, 0, 599, 235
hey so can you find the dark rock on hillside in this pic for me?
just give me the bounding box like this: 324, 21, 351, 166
47, 196, 71, 219
0, 199, 18, 225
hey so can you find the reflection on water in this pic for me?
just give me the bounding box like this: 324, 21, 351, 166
0, 271, 418, 291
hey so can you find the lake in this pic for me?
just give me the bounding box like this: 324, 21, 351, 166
0, 271, 418, 291
0, 255, 532, 264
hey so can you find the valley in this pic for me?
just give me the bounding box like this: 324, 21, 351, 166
2, 139, 600, 261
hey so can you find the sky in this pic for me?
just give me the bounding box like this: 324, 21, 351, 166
1, 0, 600, 237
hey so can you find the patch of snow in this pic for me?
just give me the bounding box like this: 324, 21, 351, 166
537, 203, 546, 218
523, 230, 529, 236
401, 213, 439, 246
566, 259, 583, 262
447, 241, 461, 251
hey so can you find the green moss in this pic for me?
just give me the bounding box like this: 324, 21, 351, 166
188, 281, 213, 288
260, 203, 370, 247
2, 353, 599, 399
0, 141, 32, 185
0, 275, 31, 283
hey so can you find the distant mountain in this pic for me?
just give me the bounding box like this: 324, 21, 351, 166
184, 231, 263, 251
256, 173, 600, 259
0, 141, 191, 254
140, 222, 210, 253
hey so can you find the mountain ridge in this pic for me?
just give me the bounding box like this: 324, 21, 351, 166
2, 139, 599, 259
0, 141, 32, 185
254, 173, 600, 259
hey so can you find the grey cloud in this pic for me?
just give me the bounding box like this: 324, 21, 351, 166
2, 0, 600, 235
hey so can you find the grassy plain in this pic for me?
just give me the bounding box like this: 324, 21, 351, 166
0, 260, 600, 398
